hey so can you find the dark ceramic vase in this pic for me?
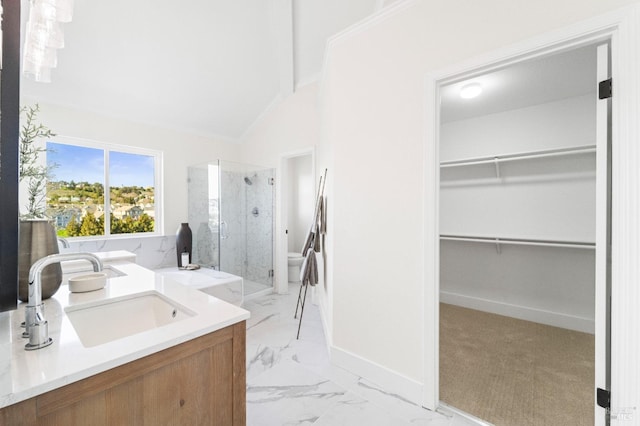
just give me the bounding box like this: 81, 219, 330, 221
176, 223, 192, 267
18, 220, 62, 302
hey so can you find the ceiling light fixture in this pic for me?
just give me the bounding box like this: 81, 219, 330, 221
459, 83, 483, 99
23, 0, 74, 83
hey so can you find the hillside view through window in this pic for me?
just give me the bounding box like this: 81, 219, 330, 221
46, 141, 158, 237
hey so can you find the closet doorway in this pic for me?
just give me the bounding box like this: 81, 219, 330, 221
436, 42, 610, 425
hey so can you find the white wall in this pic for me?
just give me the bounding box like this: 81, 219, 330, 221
24, 100, 240, 236
440, 95, 596, 242
440, 95, 596, 162
319, 0, 638, 403
440, 242, 596, 332
240, 82, 320, 167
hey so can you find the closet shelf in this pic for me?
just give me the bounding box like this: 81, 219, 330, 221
440, 234, 595, 250
440, 145, 596, 169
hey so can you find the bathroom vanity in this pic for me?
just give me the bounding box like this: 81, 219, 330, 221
0, 260, 249, 425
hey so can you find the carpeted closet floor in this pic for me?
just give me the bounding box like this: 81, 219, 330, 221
440, 303, 595, 426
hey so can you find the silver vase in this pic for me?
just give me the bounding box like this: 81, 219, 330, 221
18, 220, 62, 302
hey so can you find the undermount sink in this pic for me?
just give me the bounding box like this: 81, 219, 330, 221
65, 291, 195, 348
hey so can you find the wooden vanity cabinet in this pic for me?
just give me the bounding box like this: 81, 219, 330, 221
0, 321, 246, 426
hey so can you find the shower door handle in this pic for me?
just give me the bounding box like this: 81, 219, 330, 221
220, 221, 229, 240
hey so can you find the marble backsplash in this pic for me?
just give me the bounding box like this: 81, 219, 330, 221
65, 235, 178, 270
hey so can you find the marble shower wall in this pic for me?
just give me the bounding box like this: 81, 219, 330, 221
244, 169, 274, 286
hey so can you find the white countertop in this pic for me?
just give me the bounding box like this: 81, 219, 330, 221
154, 267, 243, 289
0, 261, 250, 409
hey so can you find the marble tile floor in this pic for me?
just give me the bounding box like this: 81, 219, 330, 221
244, 284, 481, 426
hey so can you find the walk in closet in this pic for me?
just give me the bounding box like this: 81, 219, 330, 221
438, 43, 607, 425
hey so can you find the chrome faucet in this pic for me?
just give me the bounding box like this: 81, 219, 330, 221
23, 252, 103, 350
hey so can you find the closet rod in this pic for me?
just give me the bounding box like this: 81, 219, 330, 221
440, 235, 595, 250
440, 145, 596, 168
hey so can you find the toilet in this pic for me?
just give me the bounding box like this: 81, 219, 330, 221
287, 252, 305, 283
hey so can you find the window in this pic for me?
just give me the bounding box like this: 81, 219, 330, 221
46, 137, 162, 238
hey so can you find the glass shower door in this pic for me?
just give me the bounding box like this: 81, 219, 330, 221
219, 160, 274, 296
187, 162, 220, 269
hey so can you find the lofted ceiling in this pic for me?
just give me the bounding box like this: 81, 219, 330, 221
23, 1, 594, 140
20, 0, 380, 141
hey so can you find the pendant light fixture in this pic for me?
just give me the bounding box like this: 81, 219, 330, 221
23, 0, 74, 83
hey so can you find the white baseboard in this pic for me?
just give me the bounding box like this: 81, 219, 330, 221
316, 289, 333, 352
330, 345, 424, 406
438, 402, 494, 426
440, 291, 594, 334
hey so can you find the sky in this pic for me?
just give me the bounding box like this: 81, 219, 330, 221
47, 142, 155, 188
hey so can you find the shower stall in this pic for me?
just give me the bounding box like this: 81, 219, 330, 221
187, 160, 275, 297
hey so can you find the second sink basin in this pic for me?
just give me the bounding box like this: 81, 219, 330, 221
65, 291, 195, 348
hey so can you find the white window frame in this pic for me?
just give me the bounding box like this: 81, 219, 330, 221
47, 135, 164, 240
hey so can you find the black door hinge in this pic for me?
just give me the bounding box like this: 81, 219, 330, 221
597, 387, 611, 409
599, 78, 612, 99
